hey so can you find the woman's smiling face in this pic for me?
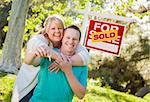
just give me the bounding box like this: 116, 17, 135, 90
46, 20, 64, 42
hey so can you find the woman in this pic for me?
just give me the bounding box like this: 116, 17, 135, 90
11, 15, 89, 102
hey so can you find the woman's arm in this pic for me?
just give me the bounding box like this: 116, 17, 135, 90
24, 45, 53, 66
70, 54, 83, 66
48, 46, 89, 72
71, 44, 90, 66
24, 50, 41, 66
24, 34, 58, 66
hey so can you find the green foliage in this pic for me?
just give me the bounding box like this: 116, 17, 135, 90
21, 0, 107, 43
23, 1, 69, 43
0, 0, 149, 44
87, 0, 150, 94
0, 0, 149, 98
88, 24, 150, 94
0, 0, 11, 3
0, 73, 16, 102
0, 1, 11, 48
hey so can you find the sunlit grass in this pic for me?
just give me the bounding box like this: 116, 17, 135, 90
0, 73, 16, 102
144, 93, 150, 101
73, 79, 150, 102
0, 73, 150, 102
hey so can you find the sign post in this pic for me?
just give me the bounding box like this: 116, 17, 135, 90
77, 3, 136, 55
77, 3, 91, 45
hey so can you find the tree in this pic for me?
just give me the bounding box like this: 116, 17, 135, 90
0, 1, 11, 48
0, 0, 30, 74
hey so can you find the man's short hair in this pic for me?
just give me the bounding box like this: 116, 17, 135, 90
64, 25, 81, 41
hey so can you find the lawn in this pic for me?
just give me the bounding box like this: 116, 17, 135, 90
0, 73, 16, 102
0, 73, 150, 102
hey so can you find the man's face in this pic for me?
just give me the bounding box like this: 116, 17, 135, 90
62, 28, 80, 53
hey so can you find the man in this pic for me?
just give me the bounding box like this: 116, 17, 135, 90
29, 25, 88, 102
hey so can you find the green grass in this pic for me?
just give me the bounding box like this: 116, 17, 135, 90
73, 79, 150, 102
144, 94, 150, 101
0, 73, 150, 102
0, 73, 16, 102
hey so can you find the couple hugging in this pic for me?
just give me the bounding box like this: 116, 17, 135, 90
12, 15, 89, 102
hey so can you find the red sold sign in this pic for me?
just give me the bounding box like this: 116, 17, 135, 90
85, 20, 125, 55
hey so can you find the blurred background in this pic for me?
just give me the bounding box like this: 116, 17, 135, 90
0, 0, 149, 102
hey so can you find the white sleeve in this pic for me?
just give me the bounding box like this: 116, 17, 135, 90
26, 36, 48, 53
76, 44, 90, 65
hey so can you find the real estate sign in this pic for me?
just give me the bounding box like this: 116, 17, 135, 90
85, 20, 125, 55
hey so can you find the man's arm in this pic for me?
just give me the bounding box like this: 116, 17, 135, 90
65, 70, 86, 99
59, 60, 87, 99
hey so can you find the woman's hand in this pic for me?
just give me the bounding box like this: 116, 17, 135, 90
48, 52, 63, 73
33, 45, 51, 57
59, 56, 72, 74
48, 53, 72, 73
24, 45, 52, 65
51, 51, 63, 62
48, 61, 61, 73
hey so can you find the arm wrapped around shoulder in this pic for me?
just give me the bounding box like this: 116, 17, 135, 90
75, 44, 90, 65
